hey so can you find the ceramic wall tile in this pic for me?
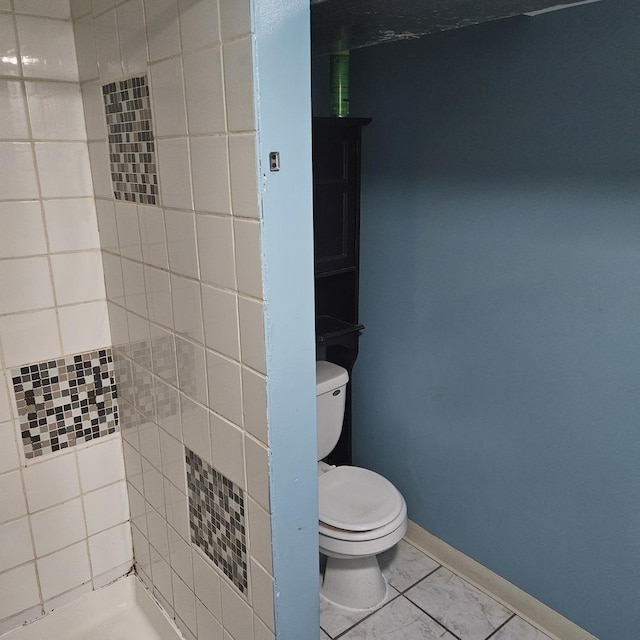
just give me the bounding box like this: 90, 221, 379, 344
37, 541, 91, 600
190, 136, 231, 214
206, 351, 242, 427
220, 582, 253, 639
202, 284, 240, 361
165, 209, 199, 278
150, 57, 187, 137
34, 142, 93, 198
244, 436, 268, 512
247, 498, 271, 574
175, 336, 208, 406
250, 559, 274, 632
122, 258, 148, 317
238, 297, 265, 373
74, 16, 98, 81
0, 142, 39, 200
0, 423, 20, 475
44, 199, 100, 253
93, 8, 121, 81
0, 470, 28, 524
157, 137, 193, 211
222, 37, 254, 133
16, 16, 79, 81
171, 275, 204, 344
219, 0, 251, 41
145, 267, 174, 329
59, 299, 110, 354
145, 0, 180, 62
0, 518, 34, 573
209, 411, 244, 490
0, 309, 62, 368
88, 140, 114, 198
51, 251, 106, 306
178, 0, 220, 54
183, 47, 225, 136
22, 452, 79, 512
80, 81, 105, 141
0, 257, 53, 316
77, 437, 126, 493
14, 0, 70, 18
192, 548, 222, 620
88, 522, 133, 577
115, 202, 143, 261
31, 498, 87, 556
116, 0, 147, 77
0, 80, 29, 139
150, 324, 178, 385
234, 219, 262, 299
0, 564, 40, 621
196, 214, 236, 290
0, 201, 47, 259
25, 81, 86, 140
139, 205, 169, 269
0, 14, 19, 78
173, 571, 197, 635
181, 394, 210, 465
241, 368, 267, 445
70, 0, 92, 18
83, 480, 130, 536
229, 134, 259, 219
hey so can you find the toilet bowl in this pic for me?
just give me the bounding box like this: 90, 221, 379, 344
316, 362, 408, 610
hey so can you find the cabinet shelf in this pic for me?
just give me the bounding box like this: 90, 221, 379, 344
316, 315, 364, 344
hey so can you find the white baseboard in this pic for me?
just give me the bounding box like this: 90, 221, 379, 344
405, 520, 598, 640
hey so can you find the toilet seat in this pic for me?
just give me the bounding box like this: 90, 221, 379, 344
319, 466, 404, 536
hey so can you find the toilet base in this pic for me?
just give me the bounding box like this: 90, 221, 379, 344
321, 554, 388, 611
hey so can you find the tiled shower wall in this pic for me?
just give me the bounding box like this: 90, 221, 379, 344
0, 1, 132, 633
71, 0, 275, 639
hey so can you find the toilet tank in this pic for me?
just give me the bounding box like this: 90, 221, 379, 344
316, 361, 349, 460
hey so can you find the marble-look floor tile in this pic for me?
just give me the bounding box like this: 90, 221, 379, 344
379, 539, 440, 592
340, 596, 456, 640
320, 585, 400, 638
320, 629, 331, 640
405, 567, 512, 640
491, 616, 553, 640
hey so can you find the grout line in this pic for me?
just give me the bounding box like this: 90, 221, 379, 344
485, 614, 516, 639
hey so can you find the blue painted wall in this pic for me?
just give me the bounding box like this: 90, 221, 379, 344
346, 2, 640, 638
252, 1, 319, 638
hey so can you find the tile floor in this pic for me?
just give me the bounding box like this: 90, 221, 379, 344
320, 539, 553, 640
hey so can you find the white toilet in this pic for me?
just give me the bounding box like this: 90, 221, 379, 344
316, 361, 408, 610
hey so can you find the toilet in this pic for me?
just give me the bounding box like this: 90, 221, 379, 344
316, 361, 408, 610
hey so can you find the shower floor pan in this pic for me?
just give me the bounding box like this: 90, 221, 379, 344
3, 576, 181, 640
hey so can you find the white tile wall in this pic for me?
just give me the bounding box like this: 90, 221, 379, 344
67, 1, 273, 638
0, 6, 129, 634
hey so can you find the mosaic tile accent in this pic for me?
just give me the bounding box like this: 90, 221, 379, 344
186, 448, 248, 595
12, 349, 119, 459
103, 75, 158, 205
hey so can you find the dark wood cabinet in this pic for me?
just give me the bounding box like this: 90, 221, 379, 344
313, 116, 370, 465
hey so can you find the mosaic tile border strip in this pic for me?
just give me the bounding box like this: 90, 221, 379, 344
103, 75, 158, 205
186, 448, 248, 595
12, 349, 119, 459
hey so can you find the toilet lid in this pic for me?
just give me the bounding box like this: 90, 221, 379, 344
318, 466, 404, 531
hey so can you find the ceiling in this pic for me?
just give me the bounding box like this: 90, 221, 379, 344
311, 0, 599, 55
